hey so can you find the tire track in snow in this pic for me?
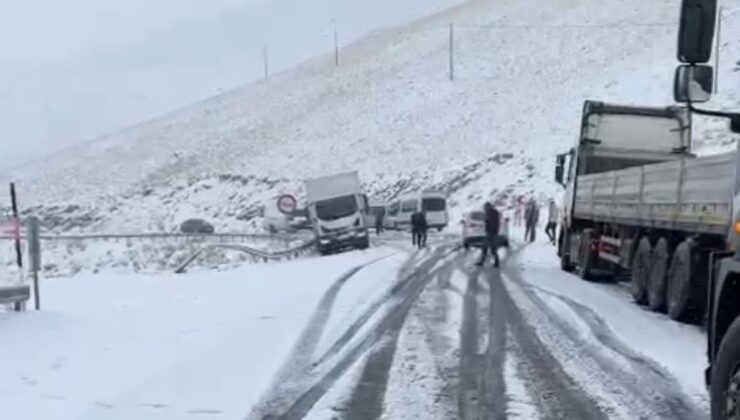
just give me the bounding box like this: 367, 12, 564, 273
312, 249, 443, 367
458, 244, 528, 420
254, 245, 457, 420
490, 266, 608, 420
246, 253, 396, 419
519, 281, 705, 419
341, 247, 463, 419
504, 264, 704, 419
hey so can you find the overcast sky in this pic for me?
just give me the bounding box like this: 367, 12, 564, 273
0, 0, 257, 170
0, 1, 250, 64
0, 0, 462, 173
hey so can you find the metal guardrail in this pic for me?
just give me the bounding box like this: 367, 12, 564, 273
174, 239, 317, 274
0, 232, 300, 241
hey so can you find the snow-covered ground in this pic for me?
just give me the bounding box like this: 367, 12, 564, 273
0, 246, 400, 420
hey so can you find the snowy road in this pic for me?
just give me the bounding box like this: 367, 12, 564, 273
0, 233, 709, 419
251, 235, 710, 420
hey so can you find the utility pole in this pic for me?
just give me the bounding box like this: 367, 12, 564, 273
263, 45, 269, 81
333, 20, 339, 67
449, 23, 455, 81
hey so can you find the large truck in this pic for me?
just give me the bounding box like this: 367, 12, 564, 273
554, 100, 732, 316
305, 171, 370, 255
563, 1, 740, 417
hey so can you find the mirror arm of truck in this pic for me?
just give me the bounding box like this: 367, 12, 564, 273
688, 104, 740, 134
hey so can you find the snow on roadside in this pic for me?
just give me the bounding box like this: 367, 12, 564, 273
504, 344, 541, 420
0, 248, 391, 420
512, 240, 709, 411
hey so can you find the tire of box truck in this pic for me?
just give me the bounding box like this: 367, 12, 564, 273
647, 237, 669, 312
358, 236, 370, 250
667, 239, 696, 320
711, 316, 740, 420
631, 237, 651, 304
318, 243, 331, 256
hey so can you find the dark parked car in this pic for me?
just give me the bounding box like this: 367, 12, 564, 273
180, 219, 215, 234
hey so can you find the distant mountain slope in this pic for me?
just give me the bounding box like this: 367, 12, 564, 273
9, 0, 740, 234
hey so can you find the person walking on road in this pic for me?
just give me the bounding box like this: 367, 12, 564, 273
375, 208, 385, 235
545, 199, 558, 245
476, 202, 501, 267
411, 211, 428, 249
514, 195, 524, 227
524, 198, 539, 243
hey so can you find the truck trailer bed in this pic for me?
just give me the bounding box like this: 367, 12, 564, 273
574, 152, 736, 235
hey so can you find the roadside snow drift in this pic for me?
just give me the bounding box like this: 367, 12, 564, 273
0, 247, 400, 420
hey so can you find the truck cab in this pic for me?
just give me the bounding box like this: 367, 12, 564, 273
305, 171, 370, 255
555, 101, 691, 235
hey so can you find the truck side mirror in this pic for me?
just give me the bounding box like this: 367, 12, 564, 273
677, 0, 717, 64
674, 64, 713, 103
555, 154, 566, 186
555, 165, 565, 185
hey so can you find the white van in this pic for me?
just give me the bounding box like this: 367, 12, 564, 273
384, 192, 449, 231
420, 191, 449, 231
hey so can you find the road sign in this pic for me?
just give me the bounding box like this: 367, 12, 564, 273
277, 194, 297, 215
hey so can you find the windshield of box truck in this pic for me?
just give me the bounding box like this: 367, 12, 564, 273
315, 195, 358, 221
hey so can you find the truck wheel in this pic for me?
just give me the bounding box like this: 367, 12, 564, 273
577, 229, 594, 280
647, 238, 669, 312
359, 237, 370, 250
631, 237, 651, 304
559, 231, 574, 272
667, 240, 695, 320
711, 316, 740, 420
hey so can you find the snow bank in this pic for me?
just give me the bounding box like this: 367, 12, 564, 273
0, 247, 392, 420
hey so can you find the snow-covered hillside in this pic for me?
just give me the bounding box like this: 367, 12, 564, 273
7, 0, 740, 235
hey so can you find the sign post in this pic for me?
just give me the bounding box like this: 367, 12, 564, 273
26, 217, 41, 310
9, 183, 22, 269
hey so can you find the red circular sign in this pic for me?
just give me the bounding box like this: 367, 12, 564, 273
277, 194, 297, 215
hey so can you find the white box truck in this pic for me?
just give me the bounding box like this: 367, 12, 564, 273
305, 171, 370, 255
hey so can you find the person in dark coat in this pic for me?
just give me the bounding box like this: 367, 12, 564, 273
476, 202, 501, 267
524, 198, 539, 243
375, 208, 385, 234
410, 211, 428, 249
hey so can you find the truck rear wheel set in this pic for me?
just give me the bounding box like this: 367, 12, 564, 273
666, 240, 697, 321
631, 238, 652, 305
647, 238, 669, 311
